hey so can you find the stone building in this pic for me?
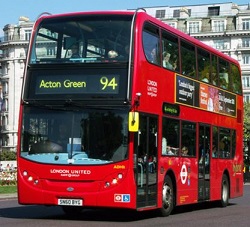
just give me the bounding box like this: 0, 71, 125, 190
0, 16, 32, 151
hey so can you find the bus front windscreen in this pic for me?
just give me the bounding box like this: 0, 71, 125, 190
21, 106, 128, 165
30, 14, 132, 64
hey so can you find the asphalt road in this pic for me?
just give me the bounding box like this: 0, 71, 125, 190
0, 184, 250, 227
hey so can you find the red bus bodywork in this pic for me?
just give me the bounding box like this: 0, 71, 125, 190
17, 10, 243, 215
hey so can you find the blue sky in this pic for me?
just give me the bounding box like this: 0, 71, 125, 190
0, 0, 249, 36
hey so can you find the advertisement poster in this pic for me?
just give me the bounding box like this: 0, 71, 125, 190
175, 75, 236, 117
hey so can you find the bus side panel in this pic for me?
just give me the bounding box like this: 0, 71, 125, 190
175, 157, 199, 206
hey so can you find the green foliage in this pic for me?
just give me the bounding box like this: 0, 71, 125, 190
0, 150, 16, 161
244, 103, 250, 167
244, 102, 250, 141
0, 185, 17, 193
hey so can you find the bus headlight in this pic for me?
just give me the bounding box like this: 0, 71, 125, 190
103, 172, 124, 189
22, 170, 39, 186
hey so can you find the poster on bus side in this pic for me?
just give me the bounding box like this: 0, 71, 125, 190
175, 74, 236, 117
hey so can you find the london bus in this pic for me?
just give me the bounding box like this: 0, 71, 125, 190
17, 9, 243, 216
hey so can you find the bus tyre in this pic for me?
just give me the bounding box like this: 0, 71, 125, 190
159, 175, 174, 217
220, 174, 229, 207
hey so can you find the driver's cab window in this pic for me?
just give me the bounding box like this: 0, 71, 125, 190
63, 37, 84, 59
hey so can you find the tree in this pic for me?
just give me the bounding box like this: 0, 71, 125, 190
0, 150, 16, 161
244, 102, 250, 141
244, 102, 250, 167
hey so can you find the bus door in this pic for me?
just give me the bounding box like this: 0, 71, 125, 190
135, 114, 158, 208
198, 124, 211, 201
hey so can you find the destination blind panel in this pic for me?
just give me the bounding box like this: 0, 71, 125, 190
35, 74, 120, 95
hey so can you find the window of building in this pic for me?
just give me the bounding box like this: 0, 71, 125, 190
47, 47, 56, 56
167, 22, 177, 29
155, 10, 166, 18
46, 30, 58, 39
3, 49, 9, 58
2, 63, 8, 75
244, 94, 250, 103
1, 98, 8, 111
214, 40, 225, 50
188, 21, 200, 33
3, 135, 9, 146
2, 115, 8, 128
242, 38, 250, 47
242, 75, 250, 88
213, 20, 225, 32
24, 29, 32, 41
173, 10, 180, 18
242, 53, 250, 65
242, 19, 250, 30
3, 82, 8, 95
208, 6, 220, 16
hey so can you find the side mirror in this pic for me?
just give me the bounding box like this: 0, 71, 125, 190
128, 112, 139, 132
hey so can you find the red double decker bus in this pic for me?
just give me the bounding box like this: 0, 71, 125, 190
17, 10, 243, 216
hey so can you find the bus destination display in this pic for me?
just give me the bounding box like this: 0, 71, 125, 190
35, 74, 120, 95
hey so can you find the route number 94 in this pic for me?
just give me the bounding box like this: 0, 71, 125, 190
100, 76, 118, 90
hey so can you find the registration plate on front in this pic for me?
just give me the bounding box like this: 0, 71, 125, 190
58, 198, 83, 206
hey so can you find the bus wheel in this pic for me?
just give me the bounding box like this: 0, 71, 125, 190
159, 175, 174, 217
220, 174, 229, 207
61, 206, 83, 216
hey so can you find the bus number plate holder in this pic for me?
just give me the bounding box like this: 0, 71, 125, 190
58, 198, 83, 206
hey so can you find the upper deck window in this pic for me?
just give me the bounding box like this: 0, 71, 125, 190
142, 23, 161, 66
30, 14, 132, 64
180, 40, 196, 77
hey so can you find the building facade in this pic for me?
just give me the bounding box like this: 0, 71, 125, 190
0, 2, 250, 151
0, 17, 32, 151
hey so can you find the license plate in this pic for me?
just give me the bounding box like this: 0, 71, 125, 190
58, 198, 83, 206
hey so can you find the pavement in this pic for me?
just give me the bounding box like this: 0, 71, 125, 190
0, 192, 17, 200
